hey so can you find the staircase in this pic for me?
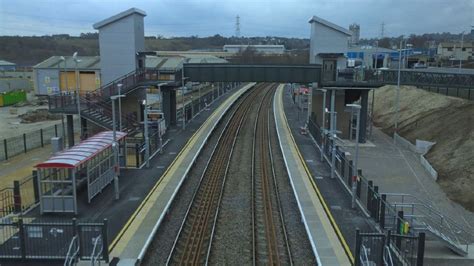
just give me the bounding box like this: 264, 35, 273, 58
81, 98, 139, 135
48, 68, 164, 136
385, 193, 473, 257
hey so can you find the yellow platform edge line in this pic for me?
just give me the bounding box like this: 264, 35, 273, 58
109, 93, 224, 252
278, 85, 355, 264
108, 83, 252, 253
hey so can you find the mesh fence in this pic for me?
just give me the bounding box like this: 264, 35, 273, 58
0, 119, 79, 161
0, 218, 108, 261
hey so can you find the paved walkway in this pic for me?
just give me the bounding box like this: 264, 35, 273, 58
110, 83, 255, 264
274, 85, 352, 266
343, 127, 474, 230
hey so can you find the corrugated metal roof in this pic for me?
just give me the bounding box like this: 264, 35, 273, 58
0, 60, 16, 66
93, 8, 146, 29
160, 57, 184, 70
308, 15, 352, 36
35, 131, 127, 169
34, 56, 100, 70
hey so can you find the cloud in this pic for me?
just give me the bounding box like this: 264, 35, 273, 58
0, 0, 472, 38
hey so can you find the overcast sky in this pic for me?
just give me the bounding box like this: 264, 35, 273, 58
1, 0, 473, 38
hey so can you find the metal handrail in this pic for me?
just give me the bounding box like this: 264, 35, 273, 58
360, 245, 370, 266
385, 193, 473, 242
64, 235, 79, 266
383, 245, 394, 266
383, 193, 473, 255
80, 97, 140, 131
90, 235, 103, 266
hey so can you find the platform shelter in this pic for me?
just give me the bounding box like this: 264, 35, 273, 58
35, 131, 127, 214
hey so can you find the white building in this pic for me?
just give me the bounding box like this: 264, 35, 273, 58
437, 42, 473, 61
309, 16, 351, 81
223, 44, 285, 55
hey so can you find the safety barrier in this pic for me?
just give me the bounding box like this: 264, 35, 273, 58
0, 218, 109, 263
307, 115, 472, 259
0, 119, 79, 162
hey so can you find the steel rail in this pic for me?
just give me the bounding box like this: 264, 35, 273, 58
166, 84, 263, 265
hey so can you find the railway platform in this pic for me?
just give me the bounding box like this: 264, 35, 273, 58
273, 84, 353, 266
109, 83, 256, 265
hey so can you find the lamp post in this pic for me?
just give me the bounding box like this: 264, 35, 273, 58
60, 56, 69, 93
117, 83, 123, 132
72, 52, 82, 138
181, 68, 187, 130
394, 37, 405, 134
347, 104, 361, 209
316, 88, 327, 162
329, 89, 337, 179
58, 57, 66, 141
459, 31, 465, 71
111, 94, 125, 200
143, 100, 150, 168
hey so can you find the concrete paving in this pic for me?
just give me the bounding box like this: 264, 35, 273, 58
343, 127, 474, 230
275, 85, 353, 266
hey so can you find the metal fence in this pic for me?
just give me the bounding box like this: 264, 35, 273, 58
0, 217, 109, 263
0, 174, 39, 219
355, 229, 425, 266
308, 112, 474, 262
308, 116, 428, 265
0, 119, 80, 161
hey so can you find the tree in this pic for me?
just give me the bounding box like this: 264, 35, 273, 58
378, 37, 391, 49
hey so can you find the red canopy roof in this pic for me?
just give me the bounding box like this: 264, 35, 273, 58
35, 131, 127, 169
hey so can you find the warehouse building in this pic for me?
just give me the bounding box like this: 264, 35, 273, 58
34, 54, 227, 95
33, 56, 101, 95
223, 44, 285, 55
347, 46, 395, 69
0, 60, 16, 71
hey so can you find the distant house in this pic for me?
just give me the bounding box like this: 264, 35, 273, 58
437, 42, 473, 61
0, 60, 16, 71
308, 16, 351, 81
223, 45, 285, 55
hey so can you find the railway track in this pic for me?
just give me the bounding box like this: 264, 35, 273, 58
252, 84, 293, 265
167, 84, 264, 265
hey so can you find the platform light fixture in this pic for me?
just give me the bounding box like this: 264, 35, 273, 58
346, 103, 361, 209
72, 52, 83, 139
111, 94, 125, 200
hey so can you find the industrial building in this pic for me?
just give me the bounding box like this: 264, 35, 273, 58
308, 15, 351, 81
347, 46, 395, 69
33, 54, 226, 95
33, 56, 101, 95
0, 60, 16, 71
223, 44, 285, 55
437, 42, 473, 61
155, 50, 234, 60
